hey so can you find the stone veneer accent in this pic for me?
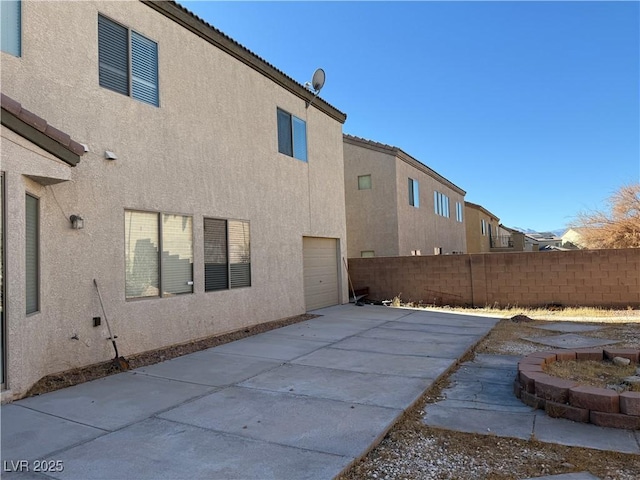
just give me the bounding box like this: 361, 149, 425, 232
514, 349, 640, 430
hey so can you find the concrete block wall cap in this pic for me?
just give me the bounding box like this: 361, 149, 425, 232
568, 385, 620, 413
545, 400, 590, 423
619, 391, 640, 416
548, 350, 578, 361
590, 410, 640, 430
535, 376, 579, 403
604, 348, 640, 363
575, 349, 605, 361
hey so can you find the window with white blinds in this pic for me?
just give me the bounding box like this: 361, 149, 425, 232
0, 0, 21, 57
98, 15, 159, 107
204, 218, 251, 291
25, 194, 39, 314
125, 211, 192, 299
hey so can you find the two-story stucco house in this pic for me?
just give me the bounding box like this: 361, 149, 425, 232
343, 135, 466, 258
1, 0, 348, 401
464, 201, 500, 253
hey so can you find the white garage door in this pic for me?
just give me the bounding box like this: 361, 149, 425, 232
303, 237, 339, 311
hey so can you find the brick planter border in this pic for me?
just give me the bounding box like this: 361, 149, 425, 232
515, 349, 640, 430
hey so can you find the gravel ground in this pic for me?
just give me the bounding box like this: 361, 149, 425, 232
338, 311, 640, 480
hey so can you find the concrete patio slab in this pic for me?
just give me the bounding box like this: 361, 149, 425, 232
158, 386, 400, 458
397, 310, 500, 327
381, 320, 494, 336
359, 326, 480, 345
472, 353, 523, 368
330, 335, 471, 358
311, 304, 413, 321
442, 380, 528, 410
1, 404, 105, 462
521, 334, 620, 349
200, 333, 329, 361
42, 417, 351, 480
15, 372, 214, 431
533, 414, 640, 454
532, 323, 602, 333
423, 404, 536, 440
135, 351, 282, 385
292, 346, 454, 379
239, 363, 431, 409
451, 364, 517, 385
263, 318, 381, 342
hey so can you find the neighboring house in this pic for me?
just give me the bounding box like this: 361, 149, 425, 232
562, 227, 588, 249
525, 232, 564, 251
1, 0, 348, 400
464, 202, 500, 253
492, 225, 529, 252
343, 135, 467, 257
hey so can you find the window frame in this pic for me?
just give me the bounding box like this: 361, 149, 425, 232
124, 209, 193, 300
408, 178, 419, 207
98, 14, 159, 107
358, 174, 372, 190
456, 202, 463, 222
25, 193, 39, 315
0, 0, 21, 57
204, 217, 251, 292
481, 219, 487, 236
277, 108, 307, 162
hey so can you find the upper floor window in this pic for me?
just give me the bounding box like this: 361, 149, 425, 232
98, 15, 159, 107
358, 174, 371, 190
408, 178, 419, 207
277, 108, 307, 162
1, 0, 21, 57
481, 219, 487, 236
434, 191, 450, 218
455, 202, 463, 222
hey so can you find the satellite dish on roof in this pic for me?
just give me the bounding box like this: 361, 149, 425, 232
305, 68, 325, 109
311, 68, 325, 92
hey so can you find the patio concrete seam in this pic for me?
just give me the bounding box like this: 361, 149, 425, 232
11, 404, 112, 433
152, 411, 380, 460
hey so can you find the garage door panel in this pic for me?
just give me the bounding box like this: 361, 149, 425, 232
303, 237, 339, 311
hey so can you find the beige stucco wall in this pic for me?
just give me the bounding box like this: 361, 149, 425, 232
343, 141, 399, 256
465, 204, 499, 253
394, 157, 466, 256
344, 138, 466, 257
1, 0, 347, 400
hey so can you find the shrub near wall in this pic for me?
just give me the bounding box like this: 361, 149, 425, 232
348, 249, 640, 308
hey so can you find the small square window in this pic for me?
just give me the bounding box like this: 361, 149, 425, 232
358, 175, 371, 190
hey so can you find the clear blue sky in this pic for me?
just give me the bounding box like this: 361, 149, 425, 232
180, 0, 639, 233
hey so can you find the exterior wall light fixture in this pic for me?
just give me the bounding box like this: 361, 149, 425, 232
70, 215, 84, 230
105, 151, 117, 160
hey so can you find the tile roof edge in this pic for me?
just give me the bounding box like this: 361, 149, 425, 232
343, 133, 466, 195
1, 93, 85, 164
143, 0, 347, 124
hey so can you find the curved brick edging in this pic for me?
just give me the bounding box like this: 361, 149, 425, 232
514, 348, 640, 430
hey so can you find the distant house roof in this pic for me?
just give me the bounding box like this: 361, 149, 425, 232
343, 134, 466, 195
464, 201, 500, 222
143, 1, 346, 124
1, 93, 85, 166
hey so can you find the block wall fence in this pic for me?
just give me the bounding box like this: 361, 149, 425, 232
347, 249, 640, 308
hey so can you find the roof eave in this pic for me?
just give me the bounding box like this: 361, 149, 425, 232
142, 1, 347, 124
